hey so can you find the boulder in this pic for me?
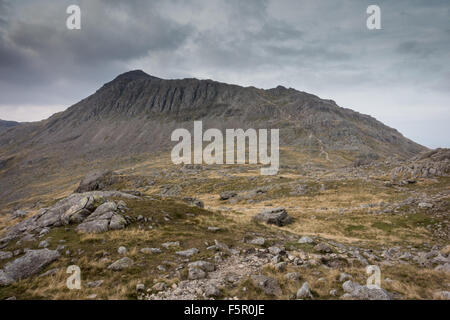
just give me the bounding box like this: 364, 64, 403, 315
74, 170, 119, 193
117, 246, 127, 255
342, 280, 391, 300
176, 248, 199, 257
219, 191, 237, 201
205, 284, 221, 297
284, 272, 300, 281
188, 267, 206, 280
296, 282, 313, 299
107, 257, 134, 271
298, 236, 314, 244
140, 247, 161, 254
252, 208, 293, 226
2, 249, 60, 282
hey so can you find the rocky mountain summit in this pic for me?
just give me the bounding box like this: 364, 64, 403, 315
0, 70, 426, 206
0, 70, 423, 158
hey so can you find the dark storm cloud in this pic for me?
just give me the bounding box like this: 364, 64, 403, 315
0, 0, 449, 147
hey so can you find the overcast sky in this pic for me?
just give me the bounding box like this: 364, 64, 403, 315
0, 0, 449, 148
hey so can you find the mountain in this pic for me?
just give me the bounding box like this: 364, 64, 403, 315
0, 70, 426, 205
0, 119, 19, 134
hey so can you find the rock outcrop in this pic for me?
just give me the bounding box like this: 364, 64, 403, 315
391, 148, 450, 179
0, 191, 139, 247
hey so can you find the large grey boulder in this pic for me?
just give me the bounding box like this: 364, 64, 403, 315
2, 249, 60, 283
342, 280, 391, 300
252, 208, 293, 226
296, 282, 313, 299
74, 170, 119, 193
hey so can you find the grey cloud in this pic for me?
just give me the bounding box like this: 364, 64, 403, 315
0, 0, 448, 147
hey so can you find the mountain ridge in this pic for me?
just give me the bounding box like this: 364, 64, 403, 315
0, 70, 426, 205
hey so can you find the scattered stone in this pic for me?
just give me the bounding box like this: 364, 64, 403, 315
117, 246, 127, 255
162, 241, 180, 249
339, 272, 352, 282
248, 237, 265, 246
140, 248, 161, 254
136, 283, 145, 292
182, 197, 204, 208
268, 246, 283, 255
298, 236, 314, 244
296, 282, 313, 299
433, 291, 450, 300
205, 284, 221, 298
12, 210, 28, 219
188, 261, 215, 272
188, 267, 206, 280
220, 192, 237, 200
152, 282, 167, 292
314, 242, 332, 253
107, 257, 134, 271
418, 202, 433, 209
284, 272, 300, 281
87, 280, 104, 288
176, 248, 199, 257
274, 262, 287, 272
39, 240, 50, 248
329, 289, 338, 297
342, 280, 390, 300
